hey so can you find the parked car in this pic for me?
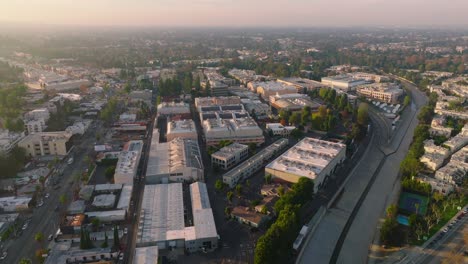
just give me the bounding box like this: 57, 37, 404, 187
22, 223, 28, 230
0, 251, 7, 260
48, 235, 53, 241
442, 227, 449, 233
45, 193, 50, 199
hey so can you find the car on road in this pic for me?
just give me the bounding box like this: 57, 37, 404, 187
0, 251, 7, 260
45, 193, 50, 199
48, 234, 53, 241
119, 253, 124, 261
22, 223, 28, 230
37, 200, 44, 207
124, 228, 128, 235
442, 227, 449, 233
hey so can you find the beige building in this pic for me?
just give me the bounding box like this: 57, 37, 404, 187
211, 143, 249, 170
254, 81, 297, 101
166, 119, 198, 142
18, 132, 72, 157
265, 137, 346, 191
114, 140, 144, 185
356, 83, 403, 104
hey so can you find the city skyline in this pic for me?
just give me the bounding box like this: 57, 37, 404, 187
1, 0, 468, 27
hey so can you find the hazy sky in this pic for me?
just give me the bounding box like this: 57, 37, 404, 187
1, 0, 467, 27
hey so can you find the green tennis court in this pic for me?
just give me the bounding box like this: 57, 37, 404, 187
398, 191, 429, 216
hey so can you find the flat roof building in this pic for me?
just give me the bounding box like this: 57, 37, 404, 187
134, 246, 159, 264
137, 182, 218, 253
266, 123, 296, 137
114, 140, 144, 185
202, 116, 265, 146
166, 119, 197, 142
18, 131, 72, 157
269, 93, 321, 112
146, 130, 204, 184
195, 96, 241, 110
157, 102, 190, 117
356, 83, 404, 104
277, 77, 325, 93
321, 74, 367, 92
265, 137, 346, 191
223, 138, 289, 188
254, 81, 298, 101
211, 143, 249, 170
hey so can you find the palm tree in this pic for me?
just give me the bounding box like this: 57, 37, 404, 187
59, 194, 67, 205
34, 232, 44, 244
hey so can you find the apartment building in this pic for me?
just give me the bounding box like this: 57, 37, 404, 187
356, 83, 403, 104
18, 131, 72, 157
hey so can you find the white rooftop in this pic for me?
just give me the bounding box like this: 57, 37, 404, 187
138, 183, 185, 244
211, 143, 248, 159
266, 137, 346, 179
134, 246, 159, 264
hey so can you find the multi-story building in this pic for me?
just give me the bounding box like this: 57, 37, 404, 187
266, 123, 296, 136
194, 96, 241, 110
129, 89, 153, 107
435, 146, 468, 186
277, 77, 325, 93
166, 119, 198, 142
321, 74, 367, 92
25, 119, 47, 134
241, 99, 271, 119
356, 83, 404, 104
444, 124, 468, 153
18, 131, 72, 157
157, 102, 190, 117
269, 93, 321, 112
114, 140, 144, 185
223, 138, 289, 188
252, 81, 297, 101
202, 116, 265, 146
0, 130, 25, 154
209, 80, 229, 96
136, 182, 218, 253
146, 130, 204, 184
430, 115, 453, 137
211, 143, 249, 170
419, 140, 450, 171
228, 69, 257, 84
43, 79, 92, 92
265, 137, 346, 191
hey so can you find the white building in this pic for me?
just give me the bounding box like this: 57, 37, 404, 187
202, 116, 264, 146
43, 79, 91, 92
0, 130, 25, 154
166, 119, 197, 142
430, 115, 453, 137
134, 246, 159, 264
435, 146, 468, 185
137, 182, 218, 253
241, 99, 271, 119
254, 81, 297, 101
114, 140, 144, 185
195, 96, 241, 110
265, 138, 346, 191
269, 93, 321, 112
0, 197, 31, 212
25, 119, 47, 134
417, 176, 454, 195
211, 143, 249, 170
356, 83, 404, 104
223, 138, 289, 188
146, 130, 204, 184
65, 120, 92, 135
444, 124, 468, 153
157, 102, 190, 117
277, 77, 325, 93
266, 123, 296, 137
18, 131, 72, 157
321, 75, 367, 91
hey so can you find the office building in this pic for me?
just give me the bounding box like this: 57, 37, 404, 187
211, 143, 249, 170
223, 138, 289, 188
265, 138, 346, 191
269, 93, 321, 112
356, 83, 404, 104
321, 74, 367, 91
166, 119, 198, 142
277, 77, 325, 93
157, 102, 190, 117
253, 81, 297, 101
266, 123, 296, 136
18, 131, 72, 157
195, 96, 241, 110
202, 116, 264, 146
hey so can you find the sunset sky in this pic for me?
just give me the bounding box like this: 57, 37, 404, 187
1, 0, 467, 27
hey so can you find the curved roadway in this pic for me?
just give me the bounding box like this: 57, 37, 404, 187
297, 78, 427, 264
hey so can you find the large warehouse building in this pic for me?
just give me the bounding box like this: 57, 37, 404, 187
136, 182, 218, 253
265, 137, 346, 190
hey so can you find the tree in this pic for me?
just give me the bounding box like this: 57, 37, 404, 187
288, 112, 300, 126
432, 192, 444, 204
357, 103, 369, 126
235, 184, 242, 196
246, 180, 251, 187
39, 176, 46, 189
290, 128, 304, 140
224, 207, 232, 217
19, 258, 32, 264
260, 205, 268, 214
431, 204, 442, 224
227, 191, 234, 202
91, 218, 100, 231
404, 95, 411, 106
265, 174, 272, 184
386, 204, 398, 218
59, 194, 67, 205
101, 232, 109, 248
113, 226, 120, 250
248, 143, 257, 155
80, 228, 86, 249
215, 179, 225, 192
105, 166, 116, 181
34, 232, 44, 244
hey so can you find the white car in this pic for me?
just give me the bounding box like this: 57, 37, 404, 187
124, 228, 128, 235
22, 224, 28, 230
0, 251, 7, 260
45, 193, 50, 199
442, 227, 449, 233
37, 201, 44, 207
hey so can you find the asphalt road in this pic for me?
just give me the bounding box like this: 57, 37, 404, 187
5, 122, 102, 264
335, 81, 427, 264
296, 79, 427, 264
